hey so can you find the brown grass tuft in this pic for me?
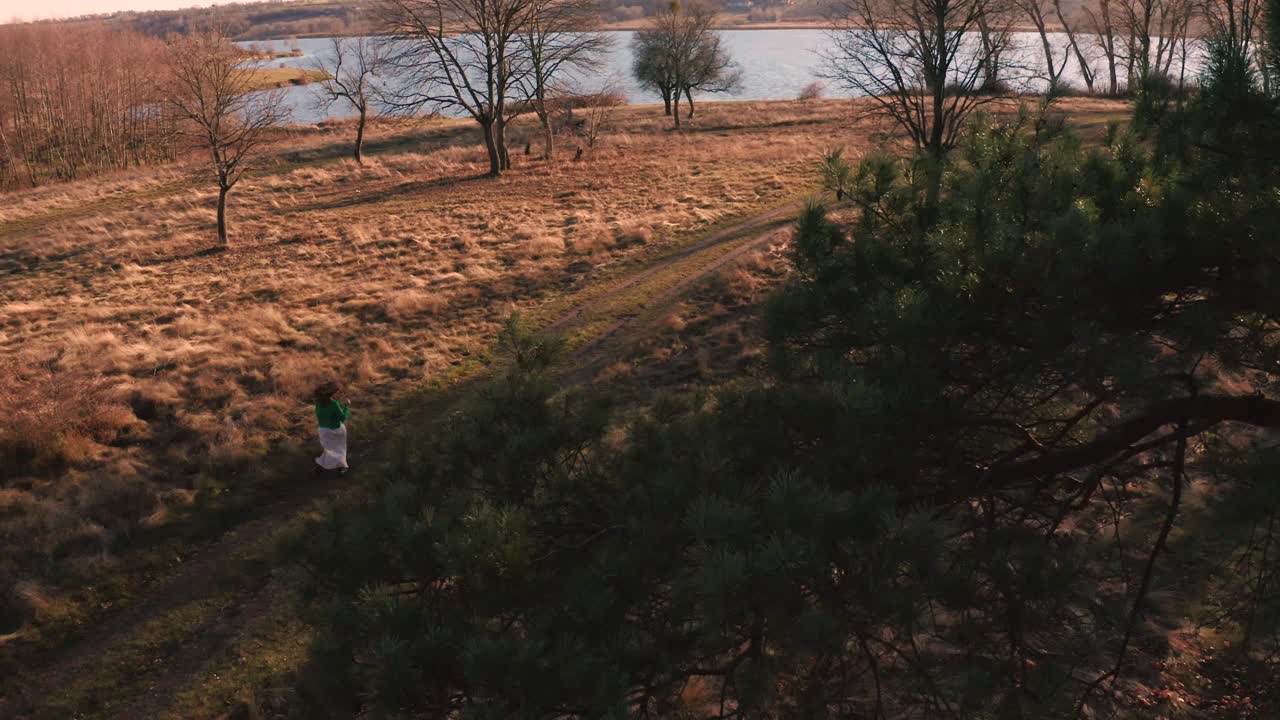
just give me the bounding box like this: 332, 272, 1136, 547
270, 356, 334, 401
385, 289, 446, 320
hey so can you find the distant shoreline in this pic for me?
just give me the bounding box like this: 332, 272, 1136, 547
237, 18, 1074, 42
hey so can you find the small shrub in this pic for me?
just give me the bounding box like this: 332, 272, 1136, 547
978, 78, 1014, 95
1047, 79, 1084, 97
661, 313, 687, 334
385, 289, 446, 320
818, 147, 854, 201
613, 223, 652, 247
797, 81, 825, 102
0, 361, 134, 477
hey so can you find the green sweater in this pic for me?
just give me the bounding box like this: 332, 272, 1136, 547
316, 399, 350, 430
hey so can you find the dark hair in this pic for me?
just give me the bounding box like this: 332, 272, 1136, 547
313, 380, 341, 401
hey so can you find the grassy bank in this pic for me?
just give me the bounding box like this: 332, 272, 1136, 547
245, 66, 328, 91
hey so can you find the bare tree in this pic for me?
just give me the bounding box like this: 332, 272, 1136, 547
1083, 0, 1122, 94
677, 15, 742, 119
633, 0, 741, 129
165, 30, 287, 245
314, 36, 384, 164
1017, 0, 1095, 93
0, 23, 176, 190
570, 78, 623, 160
1119, 0, 1198, 90
976, 10, 1014, 92
377, 0, 536, 176
516, 0, 611, 160
821, 0, 1020, 159
1203, 0, 1268, 70
632, 28, 678, 116
1054, 0, 1098, 93
1014, 0, 1070, 87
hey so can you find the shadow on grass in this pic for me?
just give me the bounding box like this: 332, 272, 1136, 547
281, 122, 481, 165
283, 172, 493, 214
672, 116, 831, 135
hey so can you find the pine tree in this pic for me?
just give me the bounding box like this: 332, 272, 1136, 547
295, 57, 1280, 718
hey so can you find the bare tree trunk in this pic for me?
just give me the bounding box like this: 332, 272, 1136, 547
1040, 31, 1060, 87
355, 107, 366, 164
661, 86, 672, 115
977, 15, 1002, 91
1020, 2, 1062, 87
217, 184, 230, 246
497, 116, 511, 171
1055, 0, 1096, 93
685, 87, 695, 118
930, 9, 947, 157
925, 8, 947, 217
539, 112, 554, 160
482, 120, 502, 176
1107, 36, 1119, 94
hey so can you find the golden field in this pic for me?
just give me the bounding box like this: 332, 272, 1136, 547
0, 98, 1130, 715
0, 100, 848, 624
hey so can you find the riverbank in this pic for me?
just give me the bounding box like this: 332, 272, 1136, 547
600, 14, 1068, 33
243, 16, 1070, 40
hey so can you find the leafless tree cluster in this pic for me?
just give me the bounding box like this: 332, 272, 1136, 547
1201, 0, 1270, 88
821, 0, 1021, 160
1014, 0, 1109, 93
822, 0, 1213, 152
1122, 0, 1199, 89
631, 0, 742, 128
376, 0, 610, 176
0, 23, 177, 190
1014, 0, 1165, 96
1083, 0, 1199, 95
1016, 0, 1071, 86
519, 0, 614, 159
164, 29, 288, 245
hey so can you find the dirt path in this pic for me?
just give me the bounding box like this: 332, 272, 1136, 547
0, 199, 800, 720
0, 178, 201, 242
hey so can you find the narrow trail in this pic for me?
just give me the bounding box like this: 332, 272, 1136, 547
0, 178, 201, 242
0, 199, 801, 720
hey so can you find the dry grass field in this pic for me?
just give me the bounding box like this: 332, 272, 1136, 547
0, 96, 1130, 716
0, 100, 837, 629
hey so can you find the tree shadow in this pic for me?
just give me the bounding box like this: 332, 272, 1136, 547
283, 172, 493, 214
669, 116, 830, 135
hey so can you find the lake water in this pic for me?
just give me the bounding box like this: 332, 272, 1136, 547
242, 29, 1203, 125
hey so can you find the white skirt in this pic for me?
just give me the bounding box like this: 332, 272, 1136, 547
316, 425, 348, 470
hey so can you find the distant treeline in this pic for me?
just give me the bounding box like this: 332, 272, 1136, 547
0, 24, 177, 190
128, 1, 380, 40
46, 0, 817, 41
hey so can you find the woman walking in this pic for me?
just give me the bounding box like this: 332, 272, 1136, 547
314, 381, 350, 474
